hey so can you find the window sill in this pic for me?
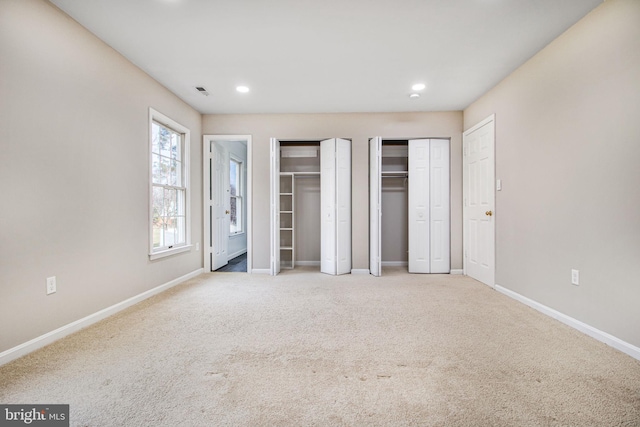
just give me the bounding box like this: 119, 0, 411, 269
229, 232, 245, 238
149, 245, 192, 261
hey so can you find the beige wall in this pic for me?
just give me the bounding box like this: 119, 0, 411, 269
464, 0, 640, 347
202, 112, 463, 271
0, 0, 202, 353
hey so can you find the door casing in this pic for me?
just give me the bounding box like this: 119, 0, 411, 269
203, 135, 253, 273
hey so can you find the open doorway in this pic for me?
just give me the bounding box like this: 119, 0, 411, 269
204, 135, 252, 273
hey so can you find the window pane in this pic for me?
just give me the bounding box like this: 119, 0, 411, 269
152, 217, 163, 248
170, 159, 182, 187
230, 160, 238, 196
158, 156, 171, 185
152, 186, 164, 217
171, 133, 181, 162
159, 127, 171, 158
164, 188, 177, 217
152, 154, 162, 184
164, 216, 175, 247
230, 197, 237, 233
152, 123, 160, 155
176, 189, 185, 216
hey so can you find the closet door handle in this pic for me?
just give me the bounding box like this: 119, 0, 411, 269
225, 210, 230, 214
485, 211, 493, 216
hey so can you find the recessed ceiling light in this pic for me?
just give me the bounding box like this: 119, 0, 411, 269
409, 93, 420, 99
411, 83, 426, 91
236, 86, 250, 93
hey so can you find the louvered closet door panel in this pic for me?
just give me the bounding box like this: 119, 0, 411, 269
408, 139, 430, 273
430, 139, 450, 273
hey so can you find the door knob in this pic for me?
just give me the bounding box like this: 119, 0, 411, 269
485, 210, 493, 216
225, 210, 230, 214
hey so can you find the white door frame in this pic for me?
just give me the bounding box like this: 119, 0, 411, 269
203, 134, 252, 273
369, 137, 382, 277
462, 115, 495, 286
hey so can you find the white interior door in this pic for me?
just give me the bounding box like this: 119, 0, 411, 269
320, 138, 337, 275
408, 139, 430, 273
463, 116, 495, 286
430, 139, 451, 273
369, 137, 382, 276
270, 138, 281, 275
211, 142, 229, 270
335, 138, 351, 275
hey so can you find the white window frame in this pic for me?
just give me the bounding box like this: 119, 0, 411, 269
229, 155, 244, 236
149, 108, 191, 260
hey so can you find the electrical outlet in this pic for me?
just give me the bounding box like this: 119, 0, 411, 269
46, 276, 57, 295
571, 269, 579, 286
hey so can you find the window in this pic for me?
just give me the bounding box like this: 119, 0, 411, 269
230, 157, 243, 234
149, 109, 190, 259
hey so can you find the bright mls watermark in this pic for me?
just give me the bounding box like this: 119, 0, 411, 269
0, 405, 68, 426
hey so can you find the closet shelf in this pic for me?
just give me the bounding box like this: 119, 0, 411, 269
280, 227, 293, 231
280, 171, 320, 176
280, 246, 293, 250
280, 210, 293, 213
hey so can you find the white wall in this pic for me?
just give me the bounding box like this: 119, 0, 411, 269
202, 112, 463, 272
464, 0, 640, 347
0, 0, 202, 353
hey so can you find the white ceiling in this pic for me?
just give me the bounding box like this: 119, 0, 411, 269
49, 0, 602, 115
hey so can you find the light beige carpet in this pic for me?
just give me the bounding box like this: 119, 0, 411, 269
1, 268, 639, 426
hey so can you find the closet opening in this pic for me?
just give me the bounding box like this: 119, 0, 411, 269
381, 140, 409, 272
270, 138, 352, 276
370, 137, 450, 276
279, 140, 322, 270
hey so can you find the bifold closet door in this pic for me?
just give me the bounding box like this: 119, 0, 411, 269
320, 138, 351, 275
270, 138, 281, 275
429, 139, 450, 273
408, 138, 450, 274
408, 139, 431, 273
369, 137, 382, 277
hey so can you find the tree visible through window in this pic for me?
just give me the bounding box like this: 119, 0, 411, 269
151, 120, 187, 251
230, 157, 243, 234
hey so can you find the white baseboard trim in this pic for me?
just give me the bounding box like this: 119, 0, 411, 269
381, 261, 408, 267
251, 268, 271, 274
450, 269, 464, 275
351, 269, 370, 275
296, 261, 321, 267
228, 249, 247, 260
495, 284, 640, 362
0, 268, 204, 367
